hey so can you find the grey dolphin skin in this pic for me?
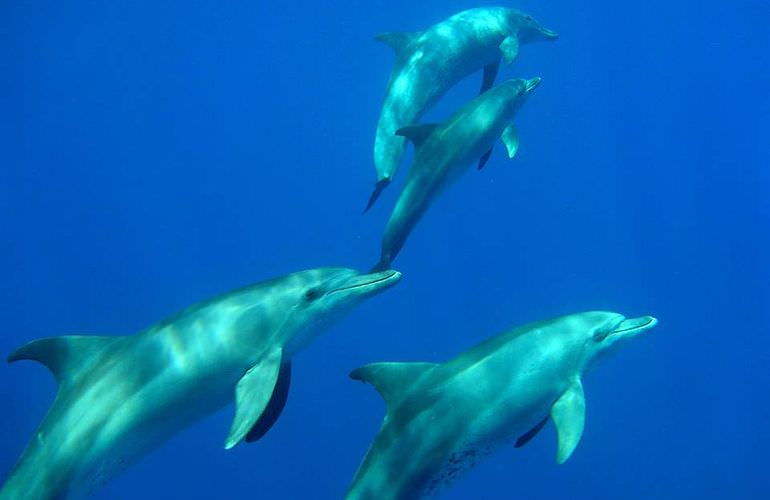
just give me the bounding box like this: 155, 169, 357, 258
364, 6, 557, 211
346, 311, 658, 500
373, 77, 541, 271
0, 267, 401, 499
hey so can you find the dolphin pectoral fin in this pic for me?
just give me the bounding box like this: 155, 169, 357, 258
375, 31, 419, 57
395, 123, 439, 150
551, 379, 586, 464
8, 335, 124, 385
363, 179, 390, 213
225, 348, 283, 449
478, 147, 493, 170
515, 416, 550, 448
500, 36, 520, 65
501, 125, 520, 159
245, 361, 292, 443
481, 60, 500, 93
350, 362, 437, 406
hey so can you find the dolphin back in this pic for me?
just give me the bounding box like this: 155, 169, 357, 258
1, 335, 128, 499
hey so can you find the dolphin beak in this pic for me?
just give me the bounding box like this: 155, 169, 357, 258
541, 28, 559, 40
611, 316, 658, 339
525, 77, 542, 93
327, 270, 402, 297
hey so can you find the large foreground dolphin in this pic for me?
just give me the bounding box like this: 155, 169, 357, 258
373, 77, 541, 270
365, 7, 558, 211
346, 311, 658, 499
1, 267, 401, 499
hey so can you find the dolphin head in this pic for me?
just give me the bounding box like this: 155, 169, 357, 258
563, 311, 658, 370
276, 267, 402, 355
507, 10, 559, 43
298, 267, 402, 316
495, 77, 542, 115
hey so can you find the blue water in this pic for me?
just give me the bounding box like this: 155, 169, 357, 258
2, 1, 768, 498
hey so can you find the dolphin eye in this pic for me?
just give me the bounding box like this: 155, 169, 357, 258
593, 329, 611, 342
304, 288, 321, 302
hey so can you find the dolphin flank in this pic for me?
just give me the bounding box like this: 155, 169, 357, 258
373, 77, 541, 271
346, 311, 658, 499
365, 7, 557, 211
0, 267, 401, 499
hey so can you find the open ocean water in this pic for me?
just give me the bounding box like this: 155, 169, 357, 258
2, 1, 768, 499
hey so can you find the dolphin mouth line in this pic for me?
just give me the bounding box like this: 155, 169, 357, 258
610, 317, 657, 336
327, 271, 400, 295
542, 29, 559, 39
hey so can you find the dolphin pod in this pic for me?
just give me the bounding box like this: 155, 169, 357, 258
364, 6, 558, 212
0, 268, 400, 498
2, 6, 660, 500
346, 312, 658, 499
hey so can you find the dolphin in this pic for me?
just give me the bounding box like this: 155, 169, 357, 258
364, 7, 558, 211
346, 311, 658, 499
0, 267, 401, 499
373, 77, 541, 271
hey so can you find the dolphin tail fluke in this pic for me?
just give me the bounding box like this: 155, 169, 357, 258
362, 179, 390, 213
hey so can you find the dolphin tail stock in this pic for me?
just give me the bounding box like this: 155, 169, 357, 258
363, 179, 390, 213
369, 257, 391, 274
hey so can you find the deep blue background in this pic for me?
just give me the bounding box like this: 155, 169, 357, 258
2, 1, 769, 498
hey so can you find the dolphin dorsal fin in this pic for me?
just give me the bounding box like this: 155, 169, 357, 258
7, 335, 123, 384
374, 31, 419, 56
395, 124, 439, 150
350, 362, 437, 406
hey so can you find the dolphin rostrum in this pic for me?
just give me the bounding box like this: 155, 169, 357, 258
346, 311, 658, 499
373, 77, 541, 271
365, 7, 558, 211
1, 267, 401, 499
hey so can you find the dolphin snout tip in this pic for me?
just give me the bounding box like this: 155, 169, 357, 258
526, 77, 542, 92
644, 316, 658, 329
617, 315, 658, 335
545, 30, 559, 40
386, 270, 403, 282
370, 268, 403, 284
